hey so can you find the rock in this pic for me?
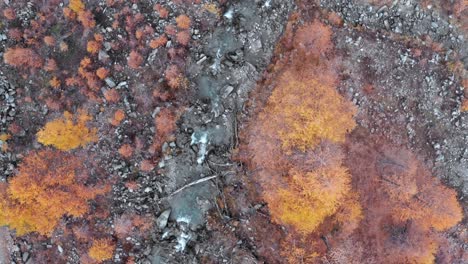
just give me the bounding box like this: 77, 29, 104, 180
22, 252, 29, 262
250, 39, 262, 53
98, 50, 110, 61
105, 78, 116, 88
157, 209, 171, 229
103, 42, 112, 51
196, 55, 207, 65
221, 86, 234, 98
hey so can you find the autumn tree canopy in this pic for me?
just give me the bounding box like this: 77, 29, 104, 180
266, 165, 352, 234
259, 70, 356, 153
0, 150, 107, 236
243, 21, 361, 261
343, 142, 463, 263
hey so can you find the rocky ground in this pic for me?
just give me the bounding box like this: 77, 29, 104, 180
0, 0, 467, 263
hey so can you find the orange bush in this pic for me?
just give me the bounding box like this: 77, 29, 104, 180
44, 36, 56, 46
150, 35, 168, 49
3, 47, 43, 68
110, 109, 125, 126
80, 56, 92, 68
103, 89, 120, 103
0, 150, 106, 236
155, 108, 177, 138
36, 111, 97, 151
88, 238, 115, 262
87, 40, 101, 54
96, 67, 109, 80
242, 20, 362, 261
69, 0, 85, 13
49, 76, 61, 89
58, 41, 68, 52
175, 14, 191, 29
63, 7, 76, 20
461, 98, 468, 111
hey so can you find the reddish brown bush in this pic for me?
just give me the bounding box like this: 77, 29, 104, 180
154, 4, 169, 19
164, 65, 185, 89
294, 21, 332, 57
103, 89, 120, 103
140, 160, 154, 172
128, 51, 143, 69
118, 144, 133, 158
44, 59, 58, 72
3, 47, 43, 68
176, 31, 191, 46
3, 8, 16, 20
77, 10, 96, 28
43, 36, 56, 46
8, 28, 22, 41
344, 140, 463, 263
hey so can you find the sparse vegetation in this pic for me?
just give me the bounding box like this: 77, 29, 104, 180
0, 0, 465, 263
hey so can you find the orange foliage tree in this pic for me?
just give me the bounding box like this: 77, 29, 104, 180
266, 165, 352, 234
36, 111, 97, 151
0, 150, 107, 236
343, 141, 463, 263
260, 70, 356, 153
243, 20, 361, 262
381, 165, 462, 232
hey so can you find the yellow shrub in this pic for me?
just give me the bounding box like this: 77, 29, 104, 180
69, 0, 85, 13
36, 111, 97, 151
89, 238, 115, 262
